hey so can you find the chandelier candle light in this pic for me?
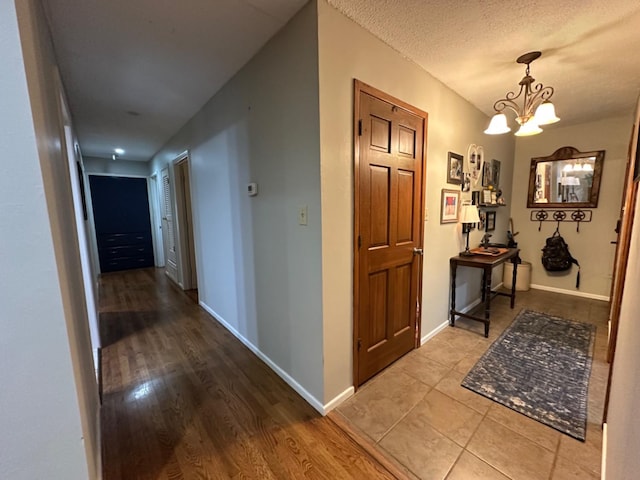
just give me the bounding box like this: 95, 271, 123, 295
460, 204, 481, 256
484, 51, 560, 137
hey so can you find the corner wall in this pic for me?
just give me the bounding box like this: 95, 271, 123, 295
317, 0, 515, 403
511, 116, 630, 299
605, 125, 640, 480
1, 0, 99, 478
149, 2, 325, 405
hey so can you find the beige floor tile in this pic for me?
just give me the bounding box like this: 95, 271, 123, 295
454, 344, 488, 375
389, 350, 451, 387
435, 369, 493, 415
409, 389, 483, 447
557, 422, 603, 476
419, 336, 469, 367
551, 455, 599, 479
337, 370, 430, 442
447, 451, 510, 480
379, 418, 461, 480
467, 418, 555, 480
486, 403, 560, 452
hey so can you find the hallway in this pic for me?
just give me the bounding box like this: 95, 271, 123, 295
99, 268, 400, 479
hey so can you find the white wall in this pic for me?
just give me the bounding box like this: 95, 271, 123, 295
150, 2, 325, 405
511, 116, 630, 299
605, 171, 640, 479
317, 0, 515, 403
1, 0, 98, 478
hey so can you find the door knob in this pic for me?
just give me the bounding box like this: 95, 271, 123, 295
413, 247, 423, 255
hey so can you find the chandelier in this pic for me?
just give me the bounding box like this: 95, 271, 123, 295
484, 51, 559, 137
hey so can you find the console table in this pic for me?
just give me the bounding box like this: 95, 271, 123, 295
449, 248, 521, 337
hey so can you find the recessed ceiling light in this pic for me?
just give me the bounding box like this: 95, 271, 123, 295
114, 148, 125, 155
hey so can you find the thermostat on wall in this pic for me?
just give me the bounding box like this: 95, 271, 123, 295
247, 183, 258, 196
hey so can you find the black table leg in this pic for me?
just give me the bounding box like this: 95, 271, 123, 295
510, 257, 518, 308
450, 260, 457, 326
484, 267, 492, 338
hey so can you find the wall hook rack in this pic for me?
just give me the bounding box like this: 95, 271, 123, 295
530, 209, 592, 232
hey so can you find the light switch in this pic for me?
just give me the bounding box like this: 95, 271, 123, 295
298, 205, 308, 225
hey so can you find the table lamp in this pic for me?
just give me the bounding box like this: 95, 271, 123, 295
460, 204, 480, 256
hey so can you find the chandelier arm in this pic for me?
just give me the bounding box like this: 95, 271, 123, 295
525, 84, 554, 115
492, 84, 526, 115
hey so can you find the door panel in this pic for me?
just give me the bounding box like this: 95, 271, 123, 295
355, 81, 427, 386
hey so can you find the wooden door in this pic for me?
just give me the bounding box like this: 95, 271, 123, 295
354, 81, 427, 386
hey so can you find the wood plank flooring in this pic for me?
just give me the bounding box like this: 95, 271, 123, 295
100, 268, 402, 479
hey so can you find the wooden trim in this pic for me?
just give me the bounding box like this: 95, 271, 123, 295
352, 79, 428, 389
328, 410, 413, 479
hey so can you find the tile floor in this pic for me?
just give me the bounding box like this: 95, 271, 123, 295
336, 289, 609, 480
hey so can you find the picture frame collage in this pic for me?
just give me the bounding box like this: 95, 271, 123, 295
441, 145, 502, 231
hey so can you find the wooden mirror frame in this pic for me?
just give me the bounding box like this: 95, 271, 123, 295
527, 146, 605, 208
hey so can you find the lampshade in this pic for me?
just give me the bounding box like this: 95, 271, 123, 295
484, 113, 511, 135
533, 101, 560, 125
514, 119, 543, 137
459, 204, 480, 224
561, 176, 580, 186
583, 162, 594, 172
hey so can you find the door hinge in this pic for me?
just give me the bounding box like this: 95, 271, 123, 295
357, 338, 362, 351
358, 119, 362, 136
357, 235, 362, 249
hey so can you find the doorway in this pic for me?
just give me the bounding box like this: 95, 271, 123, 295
353, 80, 428, 386
174, 154, 198, 294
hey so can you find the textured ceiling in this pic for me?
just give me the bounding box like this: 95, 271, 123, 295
328, 0, 640, 128
44, 0, 640, 162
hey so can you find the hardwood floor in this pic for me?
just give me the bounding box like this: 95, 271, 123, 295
99, 268, 402, 479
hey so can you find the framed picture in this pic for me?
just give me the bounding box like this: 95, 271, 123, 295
491, 159, 501, 187
485, 211, 496, 232
447, 152, 463, 185
482, 161, 493, 187
471, 190, 480, 205
482, 189, 492, 204
440, 189, 460, 223
461, 173, 471, 192
478, 211, 486, 230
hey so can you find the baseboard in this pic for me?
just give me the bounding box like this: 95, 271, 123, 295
198, 301, 326, 415
421, 320, 449, 345
530, 284, 610, 301
420, 297, 484, 345
324, 386, 354, 413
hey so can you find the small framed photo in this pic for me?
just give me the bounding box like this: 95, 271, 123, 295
482, 189, 493, 204
491, 159, 501, 187
461, 173, 471, 192
485, 211, 496, 232
482, 161, 492, 187
440, 189, 460, 223
471, 190, 480, 205
447, 152, 463, 185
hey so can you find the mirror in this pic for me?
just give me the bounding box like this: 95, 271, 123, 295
527, 146, 605, 208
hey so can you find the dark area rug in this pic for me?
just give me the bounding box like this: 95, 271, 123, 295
462, 309, 596, 441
